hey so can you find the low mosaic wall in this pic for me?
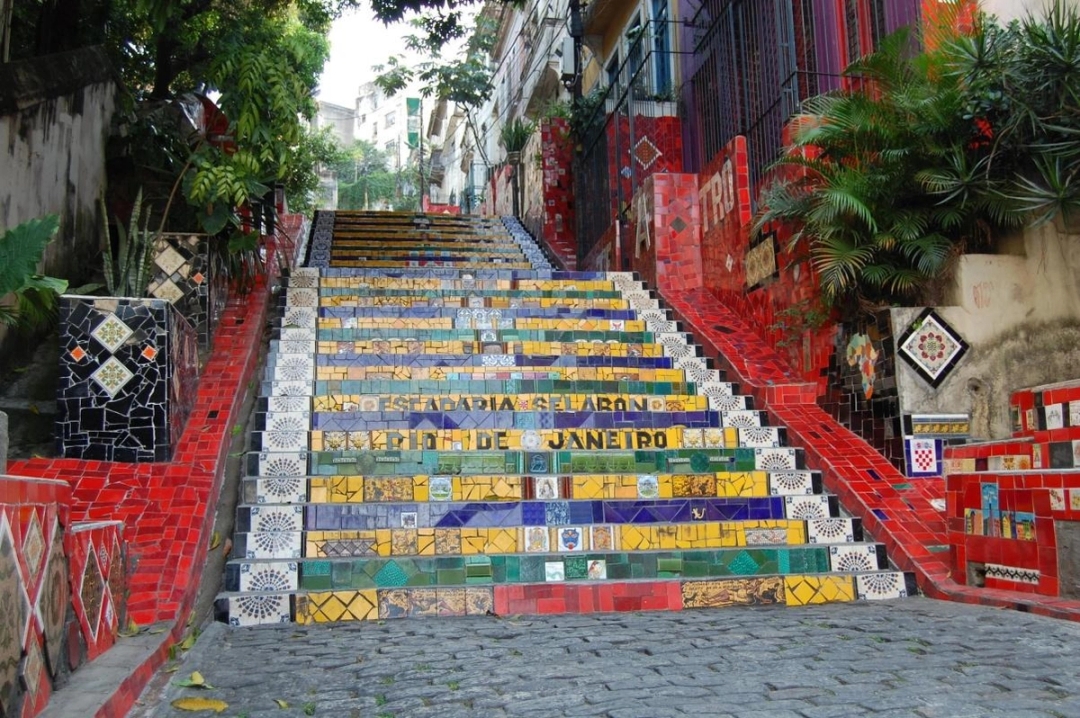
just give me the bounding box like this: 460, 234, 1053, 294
56, 296, 199, 462
0, 476, 125, 718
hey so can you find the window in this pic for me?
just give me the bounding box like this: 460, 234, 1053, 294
652, 0, 672, 96
385, 140, 395, 155
385, 111, 396, 128
840, 0, 891, 66
606, 53, 621, 90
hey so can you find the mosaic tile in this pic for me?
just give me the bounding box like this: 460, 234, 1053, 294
229, 594, 292, 626
896, 308, 969, 387
39, 518, 68, 676
79, 544, 105, 639
681, 576, 784, 609
90, 313, 134, 352
239, 562, 298, 592
784, 575, 855, 606
807, 518, 855, 544
0, 513, 27, 717
784, 496, 831, 521
21, 510, 45, 589
855, 572, 908, 600
90, 356, 135, 398
829, 545, 881, 573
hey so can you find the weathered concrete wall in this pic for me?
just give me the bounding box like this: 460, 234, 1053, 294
894, 221, 1080, 439
0, 46, 115, 285
982, 0, 1080, 22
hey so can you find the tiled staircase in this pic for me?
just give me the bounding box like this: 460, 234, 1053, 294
215, 211, 914, 625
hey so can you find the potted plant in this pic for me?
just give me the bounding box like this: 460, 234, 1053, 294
500, 118, 537, 164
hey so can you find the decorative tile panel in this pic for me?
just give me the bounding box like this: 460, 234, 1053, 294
896, 308, 969, 387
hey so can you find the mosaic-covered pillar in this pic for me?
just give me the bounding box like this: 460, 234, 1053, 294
56, 296, 200, 462
148, 233, 226, 349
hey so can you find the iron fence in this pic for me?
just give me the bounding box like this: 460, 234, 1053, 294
575, 19, 691, 262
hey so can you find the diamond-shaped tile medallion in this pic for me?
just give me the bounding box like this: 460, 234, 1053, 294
141, 345, 159, 361
633, 136, 662, 169
69, 346, 87, 362
21, 510, 45, 587
90, 313, 133, 353
154, 244, 187, 276
91, 357, 135, 398
150, 278, 185, 304
897, 308, 969, 387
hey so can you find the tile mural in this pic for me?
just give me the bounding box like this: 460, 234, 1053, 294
218, 210, 911, 626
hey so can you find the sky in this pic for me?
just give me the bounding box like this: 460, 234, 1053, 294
316, 6, 478, 110
315, 9, 415, 109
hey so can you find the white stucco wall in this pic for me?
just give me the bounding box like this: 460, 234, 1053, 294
894, 221, 1080, 439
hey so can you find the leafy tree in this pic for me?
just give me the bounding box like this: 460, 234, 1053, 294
332, 140, 420, 210
374, 12, 497, 108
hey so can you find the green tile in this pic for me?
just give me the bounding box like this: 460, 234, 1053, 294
301, 574, 332, 590
657, 557, 684, 573
437, 569, 466, 585
350, 573, 376, 589
332, 561, 354, 587
565, 556, 588, 580
683, 561, 709, 578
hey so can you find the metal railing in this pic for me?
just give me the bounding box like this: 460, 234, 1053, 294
575, 19, 691, 262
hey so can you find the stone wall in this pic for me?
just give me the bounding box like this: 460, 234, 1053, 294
0, 47, 115, 283
894, 221, 1080, 440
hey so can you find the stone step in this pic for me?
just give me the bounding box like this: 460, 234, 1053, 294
313, 317, 654, 332
302, 328, 675, 345
217, 569, 915, 625
234, 496, 848, 535
223, 525, 887, 591
311, 396, 751, 417
299, 354, 713, 374
263, 364, 724, 385
285, 295, 639, 310
288, 445, 807, 476
329, 259, 536, 269
269, 409, 732, 433
307, 305, 644, 320
253, 426, 788, 453
294, 378, 730, 397
278, 426, 788, 453
243, 468, 816, 500
225, 541, 887, 596
299, 286, 633, 300
241, 467, 821, 504
311, 268, 637, 282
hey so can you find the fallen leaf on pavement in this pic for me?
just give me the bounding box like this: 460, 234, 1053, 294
170, 697, 228, 713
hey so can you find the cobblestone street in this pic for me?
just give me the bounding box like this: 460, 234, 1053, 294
135, 597, 1080, 718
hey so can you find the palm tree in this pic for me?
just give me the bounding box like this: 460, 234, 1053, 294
755, 28, 1018, 308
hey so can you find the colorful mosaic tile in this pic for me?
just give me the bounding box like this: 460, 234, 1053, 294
896, 309, 969, 387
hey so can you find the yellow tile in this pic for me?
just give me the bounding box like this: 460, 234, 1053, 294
490, 528, 518, 553
784, 575, 855, 606
413, 476, 428, 502
460, 529, 486, 555
375, 529, 392, 556
417, 529, 436, 556
572, 476, 605, 500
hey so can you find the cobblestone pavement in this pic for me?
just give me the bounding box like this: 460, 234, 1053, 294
135, 597, 1080, 718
